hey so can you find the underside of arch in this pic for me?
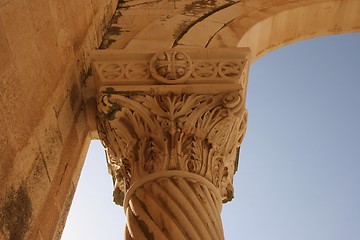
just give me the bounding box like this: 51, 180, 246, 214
110, 0, 360, 63
209, 0, 360, 62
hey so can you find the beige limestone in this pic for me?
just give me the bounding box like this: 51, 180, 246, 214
92, 48, 249, 239
0, 0, 117, 239
103, 0, 360, 62
1, 0, 360, 239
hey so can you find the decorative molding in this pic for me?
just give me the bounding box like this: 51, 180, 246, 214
149, 50, 192, 84
92, 48, 250, 207
91, 48, 250, 85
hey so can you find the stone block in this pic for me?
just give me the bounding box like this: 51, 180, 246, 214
177, 20, 224, 47
37, 109, 64, 181
35, 230, 44, 240
64, 0, 92, 53
0, 53, 16, 98
48, 0, 76, 63
258, 2, 303, 14
90, 0, 101, 14
71, 136, 91, 187
0, 0, 43, 83
25, 152, 51, 219
34, 22, 63, 85
26, 0, 53, 32
8, 139, 40, 187
56, 95, 75, 142
75, 105, 90, 142
205, 3, 252, 24
0, 19, 12, 76
53, 182, 75, 240
0, 184, 33, 240
206, 26, 243, 48
268, 8, 301, 47
68, 71, 83, 113
0, 118, 10, 164
126, 38, 174, 49
0, 130, 16, 191
249, 17, 272, 56
47, 0, 67, 30
37, 195, 61, 240
54, 128, 80, 209
56, 27, 75, 64
229, 10, 270, 30
335, 0, 360, 32
297, 1, 339, 37
4, 85, 34, 149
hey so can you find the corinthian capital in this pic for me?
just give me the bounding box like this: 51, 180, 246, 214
91, 48, 250, 205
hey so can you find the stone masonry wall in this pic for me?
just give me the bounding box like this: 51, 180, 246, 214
0, 0, 118, 239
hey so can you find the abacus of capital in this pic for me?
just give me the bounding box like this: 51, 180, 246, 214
91, 48, 250, 240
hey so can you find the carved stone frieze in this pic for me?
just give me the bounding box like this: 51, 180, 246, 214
91, 48, 250, 86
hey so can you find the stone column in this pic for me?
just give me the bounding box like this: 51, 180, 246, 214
91, 48, 249, 240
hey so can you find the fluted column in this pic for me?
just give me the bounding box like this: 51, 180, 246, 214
91, 48, 250, 239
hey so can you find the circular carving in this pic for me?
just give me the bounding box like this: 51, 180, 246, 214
218, 61, 242, 78
223, 91, 243, 116
223, 92, 241, 109
150, 50, 192, 84
101, 63, 124, 81
192, 61, 217, 79
124, 62, 150, 81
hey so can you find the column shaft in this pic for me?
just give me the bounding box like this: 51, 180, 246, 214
124, 172, 223, 240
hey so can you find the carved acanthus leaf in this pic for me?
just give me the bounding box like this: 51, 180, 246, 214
97, 89, 247, 205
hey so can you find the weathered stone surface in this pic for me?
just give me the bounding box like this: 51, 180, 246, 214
0, 0, 117, 239
0, 185, 32, 240
1, 0, 360, 239
92, 48, 249, 239
103, 0, 360, 60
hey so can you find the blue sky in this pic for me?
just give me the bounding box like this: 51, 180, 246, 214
62, 32, 360, 240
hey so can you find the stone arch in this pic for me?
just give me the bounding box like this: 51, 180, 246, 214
55, 1, 360, 239
54, 1, 360, 239
124, 0, 360, 63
